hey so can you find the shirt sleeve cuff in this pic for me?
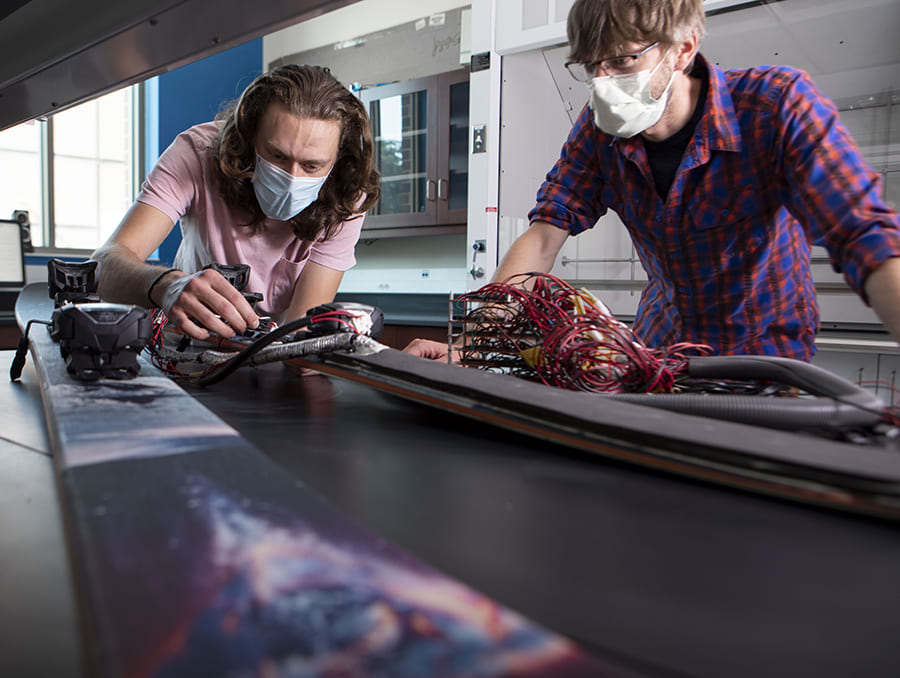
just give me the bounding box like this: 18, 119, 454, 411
842, 227, 900, 303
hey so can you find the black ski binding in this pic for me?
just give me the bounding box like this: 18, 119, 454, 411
46, 259, 151, 380
48, 258, 101, 306
50, 303, 151, 380
203, 262, 264, 310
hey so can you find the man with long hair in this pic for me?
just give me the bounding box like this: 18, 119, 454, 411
93, 64, 380, 341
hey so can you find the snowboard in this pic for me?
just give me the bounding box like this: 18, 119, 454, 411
284, 336, 900, 522
13, 281, 618, 677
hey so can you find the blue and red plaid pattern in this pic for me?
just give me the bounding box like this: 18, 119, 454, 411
529, 54, 900, 360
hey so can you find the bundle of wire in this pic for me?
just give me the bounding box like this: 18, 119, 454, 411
456, 272, 712, 394
146, 306, 371, 386
147, 309, 209, 377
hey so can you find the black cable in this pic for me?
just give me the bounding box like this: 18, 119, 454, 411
688, 354, 891, 428
10, 320, 51, 382
195, 316, 312, 387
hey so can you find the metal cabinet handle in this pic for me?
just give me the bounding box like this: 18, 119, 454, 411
437, 179, 448, 201
426, 180, 436, 201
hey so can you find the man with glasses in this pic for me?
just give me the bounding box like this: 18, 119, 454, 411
409, 0, 900, 362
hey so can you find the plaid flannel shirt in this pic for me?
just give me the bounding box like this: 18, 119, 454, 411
529, 54, 900, 360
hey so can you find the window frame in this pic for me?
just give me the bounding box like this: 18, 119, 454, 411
23, 84, 145, 256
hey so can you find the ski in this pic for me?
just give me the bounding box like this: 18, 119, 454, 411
13, 281, 616, 678
285, 339, 900, 522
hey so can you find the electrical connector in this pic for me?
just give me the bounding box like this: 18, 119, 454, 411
305, 302, 384, 340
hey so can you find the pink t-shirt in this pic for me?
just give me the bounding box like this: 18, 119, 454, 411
137, 121, 365, 317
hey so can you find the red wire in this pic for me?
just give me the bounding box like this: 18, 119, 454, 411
457, 273, 711, 394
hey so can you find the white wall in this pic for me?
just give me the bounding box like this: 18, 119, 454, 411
464, 0, 502, 287
264, 0, 467, 66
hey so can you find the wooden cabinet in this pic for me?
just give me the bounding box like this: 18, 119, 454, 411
360, 70, 469, 235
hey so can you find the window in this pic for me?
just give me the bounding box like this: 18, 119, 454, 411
0, 119, 41, 243
0, 85, 141, 251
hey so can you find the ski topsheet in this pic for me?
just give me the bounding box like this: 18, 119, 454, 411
14, 282, 617, 677
286, 340, 900, 522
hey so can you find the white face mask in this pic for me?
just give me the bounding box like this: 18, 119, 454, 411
252, 154, 330, 221
588, 51, 675, 138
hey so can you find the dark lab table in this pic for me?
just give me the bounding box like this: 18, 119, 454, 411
4, 350, 900, 677
189, 362, 900, 677
0, 352, 84, 677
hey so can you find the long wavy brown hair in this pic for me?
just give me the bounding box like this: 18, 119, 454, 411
212, 64, 381, 240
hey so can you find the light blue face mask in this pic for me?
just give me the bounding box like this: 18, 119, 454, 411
252, 154, 330, 221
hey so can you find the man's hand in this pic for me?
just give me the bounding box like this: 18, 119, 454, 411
403, 338, 459, 363
156, 269, 259, 340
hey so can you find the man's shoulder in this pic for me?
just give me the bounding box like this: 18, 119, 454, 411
174, 121, 221, 152
722, 63, 812, 105
154, 121, 223, 182
145, 121, 223, 207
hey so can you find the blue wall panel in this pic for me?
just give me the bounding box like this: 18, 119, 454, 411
153, 39, 262, 265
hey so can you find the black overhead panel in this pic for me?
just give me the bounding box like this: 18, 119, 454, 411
0, 0, 360, 131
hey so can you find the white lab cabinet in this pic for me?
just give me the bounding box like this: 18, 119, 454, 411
812, 345, 900, 404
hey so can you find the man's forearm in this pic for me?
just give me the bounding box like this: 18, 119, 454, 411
492, 220, 569, 283
92, 243, 180, 308
864, 257, 900, 345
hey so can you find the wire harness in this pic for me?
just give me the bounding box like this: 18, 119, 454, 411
146, 302, 385, 386
450, 273, 900, 437
454, 272, 711, 394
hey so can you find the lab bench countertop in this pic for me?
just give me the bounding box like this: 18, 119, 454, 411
3, 348, 900, 677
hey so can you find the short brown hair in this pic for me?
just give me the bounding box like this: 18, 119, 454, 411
567, 0, 706, 64
213, 64, 381, 241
